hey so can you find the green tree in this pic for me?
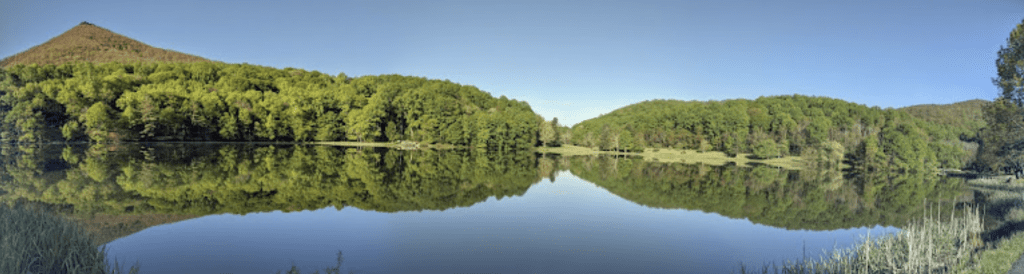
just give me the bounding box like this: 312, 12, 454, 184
978, 18, 1024, 178
995, 18, 1024, 107
539, 120, 556, 147
83, 102, 115, 142
752, 138, 779, 159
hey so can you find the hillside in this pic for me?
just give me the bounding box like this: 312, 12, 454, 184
0, 22, 211, 67
568, 95, 974, 172
0, 24, 540, 150
0, 62, 540, 150
900, 99, 988, 138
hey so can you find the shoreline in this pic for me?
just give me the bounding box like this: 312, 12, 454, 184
536, 144, 805, 170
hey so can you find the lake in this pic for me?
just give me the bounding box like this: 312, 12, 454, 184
0, 144, 968, 274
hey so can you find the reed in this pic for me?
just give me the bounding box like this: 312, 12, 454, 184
740, 205, 983, 274
0, 202, 138, 274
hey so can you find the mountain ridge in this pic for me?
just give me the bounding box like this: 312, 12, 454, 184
0, 22, 212, 68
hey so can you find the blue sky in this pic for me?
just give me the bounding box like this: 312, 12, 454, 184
2, 1, 1022, 125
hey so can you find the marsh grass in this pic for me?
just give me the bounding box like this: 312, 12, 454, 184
0, 202, 138, 274
0, 200, 351, 274
740, 205, 984, 274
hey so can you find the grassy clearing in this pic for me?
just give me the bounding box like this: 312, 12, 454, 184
740, 205, 984, 274
537, 145, 805, 170
0, 202, 138, 274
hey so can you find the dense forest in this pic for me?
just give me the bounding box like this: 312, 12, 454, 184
565, 95, 979, 172
899, 99, 988, 139
3, 21, 1020, 177
0, 62, 540, 150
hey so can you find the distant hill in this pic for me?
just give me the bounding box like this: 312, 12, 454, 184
568, 95, 977, 170
0, 22, 212, 67
900, 99, 988, 138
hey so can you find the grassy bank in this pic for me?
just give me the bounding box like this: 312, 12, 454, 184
961, 175, 1024, 274
740, 175, 1024, 274
1, 201, 353, 274
741, 205, 984, 274
0, 202, 138, 274
537, 145, 805, 170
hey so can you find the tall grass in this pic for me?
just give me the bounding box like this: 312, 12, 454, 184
0, 202, 138, 274
741, 205, 984, 274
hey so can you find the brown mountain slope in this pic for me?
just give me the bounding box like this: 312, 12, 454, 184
0, 22, 212, 68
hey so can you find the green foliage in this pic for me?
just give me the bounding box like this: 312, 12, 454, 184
569, 95, 975, 172
0, 202, 140, 274
752, 138, 779, 159
803, 140, 845, 170
994, 18, 1024, 107
539, 120, 557, 147
0, 62, 538, 150
976, 18, 1024, 178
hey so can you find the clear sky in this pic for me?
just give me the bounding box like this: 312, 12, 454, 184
2, 0, 1022, 125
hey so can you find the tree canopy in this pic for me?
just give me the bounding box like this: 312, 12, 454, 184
976, 18, 1024, 177
0, 62, 540, 151
568, 95, 974, 172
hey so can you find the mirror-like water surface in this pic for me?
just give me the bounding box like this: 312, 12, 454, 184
0, 144, 967, 273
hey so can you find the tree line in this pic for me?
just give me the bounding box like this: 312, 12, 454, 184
560, 95, 972, 173
0, 62, 540, 151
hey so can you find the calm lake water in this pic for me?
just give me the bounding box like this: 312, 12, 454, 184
0, 144, 967, 274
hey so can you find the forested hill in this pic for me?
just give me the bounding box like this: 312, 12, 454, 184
0, 22, 211, 68
0, 23, 540, 149
0, 62, 539, 150
569, 95, 976, 172
899, 99, 988, 139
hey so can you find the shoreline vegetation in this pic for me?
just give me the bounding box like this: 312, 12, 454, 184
537, 144, 805, 170
740, 175, 1024, 274
2, 144, 1023, 273
7, 176, 1023, 274
741, 204, 985, 274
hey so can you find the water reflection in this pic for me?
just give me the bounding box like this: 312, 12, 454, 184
565, 155, 966, 230
0, 145, 968, 274
1, 144, 542, 244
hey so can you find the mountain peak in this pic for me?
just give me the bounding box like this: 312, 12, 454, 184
0, 23, 213, 67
